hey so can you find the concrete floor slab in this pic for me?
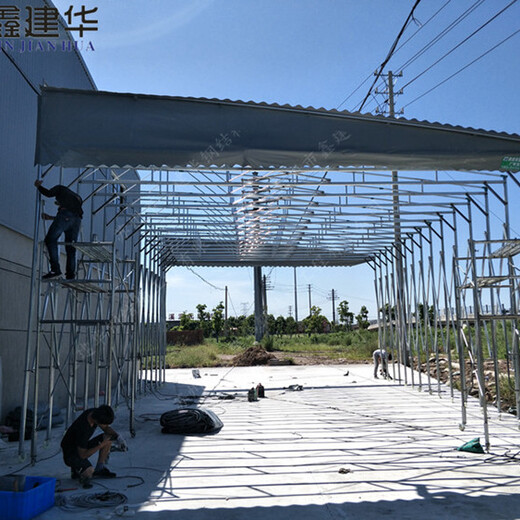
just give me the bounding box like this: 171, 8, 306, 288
1, 364, 520, 519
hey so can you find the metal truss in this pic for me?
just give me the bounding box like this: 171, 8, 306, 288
21, 163, 520, 457
79, 167, 505, 269
372, 177, 520, 451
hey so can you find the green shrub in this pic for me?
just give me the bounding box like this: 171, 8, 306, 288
262, 335, 274, 352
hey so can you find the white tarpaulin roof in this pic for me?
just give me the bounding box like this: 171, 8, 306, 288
36, 87, 520, 172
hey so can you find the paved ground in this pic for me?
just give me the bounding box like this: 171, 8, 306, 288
2, 364, 520, 519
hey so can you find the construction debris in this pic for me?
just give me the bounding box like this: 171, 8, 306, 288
232, 345, 275, 366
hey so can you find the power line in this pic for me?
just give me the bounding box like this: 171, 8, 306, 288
402, 0, 518, 90
357, 0, 423, 112
402, 27, 520, 109
337, 72, 373, 110
341, 0, 450, 111
394, 0, 453, 55
227, 290, 239, 317
184, 266, 225, 291
396, 0, 486, 74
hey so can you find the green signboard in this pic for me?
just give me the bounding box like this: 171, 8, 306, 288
501, 156, 520, 171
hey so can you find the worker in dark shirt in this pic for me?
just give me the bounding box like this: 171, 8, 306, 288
61, 404, 126, 489
34, 180, 83, 280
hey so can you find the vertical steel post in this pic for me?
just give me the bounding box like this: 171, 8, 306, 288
130, 252, 140, 436
20, 165, 42, 457
439, 218, 455, 399
293, 267, 299, 323
106, 241, 117, 404
409, 240, 418, 389
467, 199, 490, 451
503, 179, 520, 427
419, 230, 432, 393
484, 190, 501, 413
428, 224, 442, 396
254, 266, 264, 341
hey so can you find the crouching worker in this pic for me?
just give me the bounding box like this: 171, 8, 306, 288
373, 348, 393, 379
61, 404, 126, 489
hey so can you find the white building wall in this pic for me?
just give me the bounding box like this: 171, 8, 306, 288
0, 0, 97, 420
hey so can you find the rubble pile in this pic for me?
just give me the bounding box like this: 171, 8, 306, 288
232, 345, 275, 366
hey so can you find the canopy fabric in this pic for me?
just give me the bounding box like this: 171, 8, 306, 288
36, 87, 520, 172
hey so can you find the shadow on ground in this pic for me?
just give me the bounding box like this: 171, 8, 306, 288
131, 486, 520, 520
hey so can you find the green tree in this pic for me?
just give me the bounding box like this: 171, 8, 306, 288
274, 315, 287, 336
356, 305, 370, 329
178, 311, 196, 330
212, 302, 225, 341
417, 303, 435, 325
245, 314, 256, 335
285, 316, 298, 336
196, 303, 212, 337
303, 306, 329, 334
337, 300, 354, 331
266, 314, 276, 335
380, 303, 396, 322
233, 315, 251, 336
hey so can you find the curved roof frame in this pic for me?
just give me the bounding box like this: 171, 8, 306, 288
76, 166, 505, 268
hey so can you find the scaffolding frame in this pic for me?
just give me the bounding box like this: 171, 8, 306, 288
21, 167, 166, 461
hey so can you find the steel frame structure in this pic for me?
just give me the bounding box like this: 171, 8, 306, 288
21, 167, 166, 460
21, 163, 520, 459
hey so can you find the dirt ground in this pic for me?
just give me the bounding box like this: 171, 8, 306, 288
415, 356, 516, 413
226, 346, 369, 367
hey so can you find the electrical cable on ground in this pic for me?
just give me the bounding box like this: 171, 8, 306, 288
56, 490, 127, 510
0, 448, 62, 477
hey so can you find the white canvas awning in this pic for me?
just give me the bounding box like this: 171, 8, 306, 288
36, 87, 520, 172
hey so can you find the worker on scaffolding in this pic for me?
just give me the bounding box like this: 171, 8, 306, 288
61, 404, 126, 489
34, 180, 83, 280
373, 348, 392, 379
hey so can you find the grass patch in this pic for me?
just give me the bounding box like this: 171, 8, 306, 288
165, 338, 244, 368
498, 375, 516, 411
270, 331, 378, 361
164, 331, 378, 368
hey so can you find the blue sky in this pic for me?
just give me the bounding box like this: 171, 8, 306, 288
52, 0, 520, 320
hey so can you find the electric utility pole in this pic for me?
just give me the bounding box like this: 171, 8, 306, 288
225, 285, 228, 320
328, 289, 338, 324
377, 70, 407, 363
307, 284, 312, 314
293, 267, 299, 323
